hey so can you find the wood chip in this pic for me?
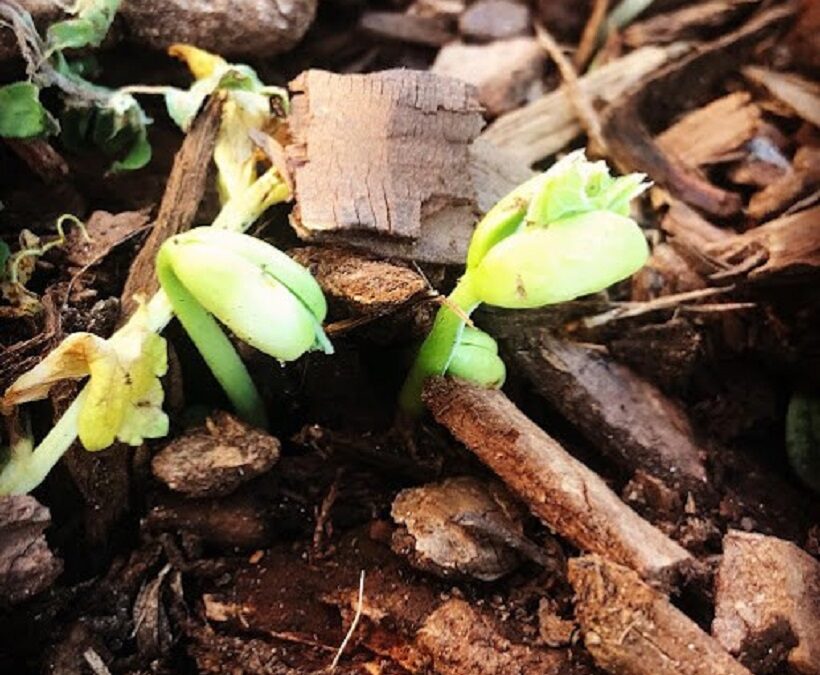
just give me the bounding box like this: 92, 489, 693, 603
743, 66, 820, 128
0, 495, 62, 605
457, 0, 531, 42
289, 246, 427, 317
505, 334, 711, 496
480, 42, 690, 166
287, 69, 484, 263
423, 377, 693, 586
656, 92, 762, 168
120, 95, 222, 317
416, 599, 567, 675
570, 555, 754, 675
713, 530, 820, 674
623, 0, 760, 48
748, 146, 820, 220
151, 412, 280, 498
432, 38, 545, 117
705, 204, 820, 282
391, 476, 524, 581
359, 11, 454, 47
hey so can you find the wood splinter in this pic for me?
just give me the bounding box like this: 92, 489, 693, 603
422, 377, 693, 587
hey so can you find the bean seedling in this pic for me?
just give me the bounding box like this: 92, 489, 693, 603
399, 151, 651, 414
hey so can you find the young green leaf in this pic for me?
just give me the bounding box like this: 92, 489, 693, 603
45, 0, 122, 53
0, 82, 59, 138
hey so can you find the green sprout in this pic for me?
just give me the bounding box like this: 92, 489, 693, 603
156, 229, 332, 429
398, 151, 651, 414
0, 163, 292, 495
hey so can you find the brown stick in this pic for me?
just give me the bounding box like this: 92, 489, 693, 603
574, 0, 609, 72
569, 555, 754, 675
119, 95, 223, 317
422, 377, 692, 587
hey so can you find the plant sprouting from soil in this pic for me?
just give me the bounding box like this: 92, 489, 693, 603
0, 0, 152, 171
156, 228, 332, 428
399, 151, 651, 414
0, 160, 294, 494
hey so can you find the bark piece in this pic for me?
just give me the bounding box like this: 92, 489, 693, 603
144, 495, 272, 549
743, 66, 820, 128
505, 334, 710, 496
748, 146, 820, 220
65, 210, 150, 268
632, 242, 707, 300
2, 137, 68, 184
458, 0, 531, 42
570, 555, 753, 675
120, 95, 222, 317
481, 43, 689, 166
656, 92, 761, 167
432, 38, 545, 117
0, 495, 61, 605
287, 69, 484, 263
713, 530, 820, 674
423, 377, 693, 586
416, 599, 566, 675
623, 0, 759, 48
120, 0, 317, 58
289, 246, 427, 317
391, 476, 523, 581
151, 412, 280, 498
359, 12, 454, 47
705, 204, 820, 283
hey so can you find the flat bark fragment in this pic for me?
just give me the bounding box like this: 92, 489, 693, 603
505, 333, 711, 497
656, 92, 762, 168
0, 495, 62, 606
569, 555, 754, 675
120, 95, 222, 317
422, 377, 693, 586
480, 43, 690, 166
433, 38, 545, 117
416, 599, 566, 675
743, 66, 820, 128
623, 0, 760, 48
287, 69, 483, 262
705, 205, 820, 282
713, 530, 820, 674
289, 246, 427, 317
359, 12, 454, 47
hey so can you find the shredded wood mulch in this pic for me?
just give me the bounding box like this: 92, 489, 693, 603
1, 1, 819, 674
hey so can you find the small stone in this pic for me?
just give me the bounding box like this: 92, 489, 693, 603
459, 0, 531, 42
433, 38, 544, 117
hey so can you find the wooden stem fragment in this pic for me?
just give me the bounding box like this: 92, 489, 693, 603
569, 555, 754, 675
120, 95, 223, 317
422, 377, 692, 586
